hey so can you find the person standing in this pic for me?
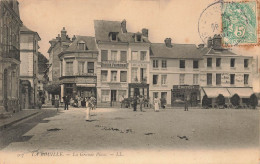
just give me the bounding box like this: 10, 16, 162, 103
154, 96, 160, 112
139, 95, 144, 112
85, 98, 91, 121
63, 95, 69, 110
184, 95, 189, 111
133, 96, 137, 112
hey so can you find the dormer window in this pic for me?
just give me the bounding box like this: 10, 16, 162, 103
135, 34, 142, 42
78, 41, 86, 50
109, 32, 118, 41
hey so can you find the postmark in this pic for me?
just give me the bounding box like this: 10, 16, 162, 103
222, 0, 259, 46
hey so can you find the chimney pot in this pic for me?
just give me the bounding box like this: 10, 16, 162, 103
142, 28, 148, 38
164, 38, 172, 48
121, 19, 127, 33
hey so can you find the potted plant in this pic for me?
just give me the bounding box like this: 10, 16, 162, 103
202, 95, 210, 109
216, 94, 225, 109
249, 94, 258, 109
230, 94, 240, 109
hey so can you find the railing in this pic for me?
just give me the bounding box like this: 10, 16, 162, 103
2, 45, 20, 61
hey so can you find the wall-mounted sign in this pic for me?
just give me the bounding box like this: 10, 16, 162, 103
221, 73, 230, 84
200, 74, 206, 82
132, 63, 147, 67
101, 61, 128, 68
235, 73, 244, 83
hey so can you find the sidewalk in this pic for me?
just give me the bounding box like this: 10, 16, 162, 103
0, 109, 40, 130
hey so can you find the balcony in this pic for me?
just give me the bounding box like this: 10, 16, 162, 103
101, 60, 128, 68
3, 45, 20, 61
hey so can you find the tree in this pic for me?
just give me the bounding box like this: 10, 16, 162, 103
249, 94, 258, 109
216, 94, 225, 108
43, 82, 60, 94
202, 95, 210, 108
230, 94, 240, 108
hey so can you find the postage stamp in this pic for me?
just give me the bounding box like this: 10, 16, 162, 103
222, 0, 259, 46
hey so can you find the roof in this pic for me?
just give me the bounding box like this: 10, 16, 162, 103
150, 43, 205, 59
94, 20, 150, 43
205, 47, 237, 55
20, 25, 41, 40
65, 35, 98, 52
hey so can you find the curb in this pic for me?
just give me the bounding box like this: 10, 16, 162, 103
0, 111, 40, 131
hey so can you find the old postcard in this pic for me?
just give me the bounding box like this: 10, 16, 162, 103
0, 0, 259, 163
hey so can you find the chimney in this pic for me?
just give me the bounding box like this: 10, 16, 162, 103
142, 28, 148, 38
207, 37, 212, 48
212, 34, 222, 49
61, 27, 67, 41
121, 19, 127, 33
198, 44, 204, 49
72, 35, 76, 41
164, 38, 172, 48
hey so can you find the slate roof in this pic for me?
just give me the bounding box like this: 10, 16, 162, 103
150, 43, 206, 59
94, 20, 150, 43
20, 25, 41, 40
207, 48, 237, 55
65, 35, 98, 52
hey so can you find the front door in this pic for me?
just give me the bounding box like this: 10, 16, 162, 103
134, 88, 140, 97
111, 90, 117, 102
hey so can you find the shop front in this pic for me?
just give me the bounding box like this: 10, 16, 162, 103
171, 85, 200, 107
128, 83, 149, 98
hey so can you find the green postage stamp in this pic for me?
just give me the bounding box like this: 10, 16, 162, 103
222, 1, 258, 46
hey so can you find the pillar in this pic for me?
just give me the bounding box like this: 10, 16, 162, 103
60, 84, 64, 102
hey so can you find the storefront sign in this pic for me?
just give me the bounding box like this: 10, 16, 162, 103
101, 61, 128, 68
221, 73, 230, 84
236, 74, 244, 83
173, 85, 200, 90
132, 63, 147, 67
77, 77, 96, 83
200, 74, 206, 82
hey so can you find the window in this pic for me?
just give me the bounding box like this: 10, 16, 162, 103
230, 74, 235, 84
207, 58, 212, 67
216, 58, 221, 67
193, 60, 199, 69
78, 42, 85, 50
153, 92, 159, 99
101, 70, 108, 82
140, 51, 146, 61
111, 71, 117, 82
153, 75, 158, 85
101, 50, 108, 61
140, 68, 147, 82
120, 71, 127, 82
230, 58, 235, 67
87, 62, 94, 73
78, 61, 84, 75
244, 74, 249, 85
216, 74, 221, 85
162, 60, 167, 68
207, 73, 212, 85
244, 59, 249, 68
111, 51, 117, 61
193, 74, 199, 85
179, 74, 185, 85
161, 75, 167, 85
101, 90, 109, 102
180, 60, 185, 68
153, 60, 158, 68
131, 68, 138, 82
136, 34, 142, 42
120, 51, 127, 62
66, 62, 73, 76
131, 51, 138, 61
111, 32, 117, 41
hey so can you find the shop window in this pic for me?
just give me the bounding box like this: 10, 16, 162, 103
193, 74, 199, 85
161, 75, 167, 85
120, 71, 127, 82
140, 51, 147, 61
216, 74, 221, 85
66, 62, 73, 76
120, 51, 127, 62
101, 50, 108, 61
179, 74, 185, 85
153, 60, 158, 68
230, 58, 235, 67
230, 74, 235, 84
162, 60, 167, 68
193, 60, 199, 69
244, 59, 249, 68
101, 70, 108, 82
216, 58, 221, 67
131, 68, 138, 82
207, 58, 212, 67
244, 74, 249, 85
111, 51, 117, 61
153, 75, 158, 85
78, 61, 84, 75
111, 71, 117, 82
101, 90, 109, 102
207, 73, 212, 85
180, 60, 185, 68
153, 92, 159, 99
161, 92, 167, 103
131, 51, 138, 61
87, 62, 94, 73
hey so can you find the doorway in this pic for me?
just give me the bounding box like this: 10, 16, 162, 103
111, 90, 117, 102
134, 88, 140, 96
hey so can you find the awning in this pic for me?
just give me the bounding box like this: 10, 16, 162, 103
227, 88, 254, 98
76, 84, 96, 87
203, 88, 231, 98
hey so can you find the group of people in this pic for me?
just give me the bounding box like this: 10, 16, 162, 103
131, 95, 161, 112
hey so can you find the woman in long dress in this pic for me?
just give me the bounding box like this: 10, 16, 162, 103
85, 98, 90, 121
154, 96, 160, 112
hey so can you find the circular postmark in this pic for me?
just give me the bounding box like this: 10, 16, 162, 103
198, 0, 223, 44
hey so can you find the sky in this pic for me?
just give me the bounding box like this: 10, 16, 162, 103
18, 0, 259, 90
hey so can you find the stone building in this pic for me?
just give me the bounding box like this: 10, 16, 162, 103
150, 38, 206, 107
59, 35, 98, 100
37, 52, 48, 101
20, 25, 41, 109
0, 0, 23, 113
94, 20, 150, 107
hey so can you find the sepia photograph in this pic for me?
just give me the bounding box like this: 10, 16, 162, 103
0, 0, 259, 163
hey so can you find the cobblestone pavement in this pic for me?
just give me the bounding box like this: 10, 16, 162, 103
0, 107, 259, 164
